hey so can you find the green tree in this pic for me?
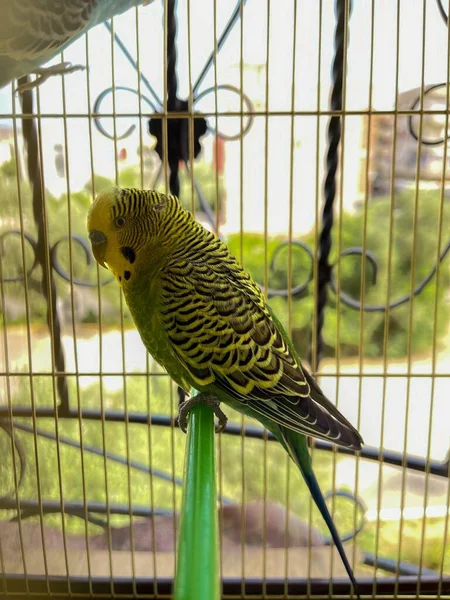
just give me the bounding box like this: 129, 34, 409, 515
227, 189, 450, 359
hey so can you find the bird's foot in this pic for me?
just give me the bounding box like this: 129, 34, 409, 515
15, 62, 86, 93
178, 393, 228, 434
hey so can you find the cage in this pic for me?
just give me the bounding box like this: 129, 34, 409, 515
0, 0, 450, 598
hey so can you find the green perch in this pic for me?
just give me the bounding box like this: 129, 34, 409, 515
174, 394, 220, 600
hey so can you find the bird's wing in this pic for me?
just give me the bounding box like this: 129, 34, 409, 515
161, 246, 362, 450
0, 0, 94, 60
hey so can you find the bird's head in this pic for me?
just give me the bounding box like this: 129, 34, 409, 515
87, 186, 184, 285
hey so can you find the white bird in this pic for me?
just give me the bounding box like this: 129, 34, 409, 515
0, 0, 151, 92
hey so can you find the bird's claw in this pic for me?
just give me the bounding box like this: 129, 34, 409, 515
178, 393, 228, 433
15, 62, 86, 93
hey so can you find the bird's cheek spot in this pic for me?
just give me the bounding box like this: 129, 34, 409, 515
121, 246, 136, 264
118, 276, 122, 282
124, 271, 131, 281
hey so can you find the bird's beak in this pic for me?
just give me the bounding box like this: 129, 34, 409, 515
88, 230, 108, 269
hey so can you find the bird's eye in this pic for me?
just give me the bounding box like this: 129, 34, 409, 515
115, 216, 126, 228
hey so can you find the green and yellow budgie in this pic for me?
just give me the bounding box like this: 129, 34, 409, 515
88, 187, 363, 595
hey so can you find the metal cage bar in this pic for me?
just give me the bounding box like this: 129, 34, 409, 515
0, 0, 450, 597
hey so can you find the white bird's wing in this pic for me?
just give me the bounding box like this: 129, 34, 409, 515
0, 0, 94, 61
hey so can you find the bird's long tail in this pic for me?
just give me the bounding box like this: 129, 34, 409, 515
278, 426, 361, 600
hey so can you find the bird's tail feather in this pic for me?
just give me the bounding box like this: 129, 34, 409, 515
279, 426, 361, 600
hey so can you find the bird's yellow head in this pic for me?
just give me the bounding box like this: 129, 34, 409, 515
87, 186, 184, 285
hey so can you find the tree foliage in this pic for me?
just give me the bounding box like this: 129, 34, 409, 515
1, 157, 449, 358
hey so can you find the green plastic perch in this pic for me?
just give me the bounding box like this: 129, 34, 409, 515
173, 392, 220, 600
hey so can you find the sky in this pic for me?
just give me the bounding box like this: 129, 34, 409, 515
0, 0, 449, 233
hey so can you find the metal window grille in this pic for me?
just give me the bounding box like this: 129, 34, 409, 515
0, 0, 449, 598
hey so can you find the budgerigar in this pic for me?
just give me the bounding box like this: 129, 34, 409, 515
0, 0, 150, 92
87, 187, 363, 596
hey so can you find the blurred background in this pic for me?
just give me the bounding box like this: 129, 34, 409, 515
0, 0, 449, 592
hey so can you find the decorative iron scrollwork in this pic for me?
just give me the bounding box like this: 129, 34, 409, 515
93, 83, 255, 145
436, 0, 449, 24
408, 83, 450, 146
2, 230, 449, 314
0, 231, 112, 287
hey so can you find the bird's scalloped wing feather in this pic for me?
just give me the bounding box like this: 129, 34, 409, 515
0, 0, 94, 61
160, 234, 362, 450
